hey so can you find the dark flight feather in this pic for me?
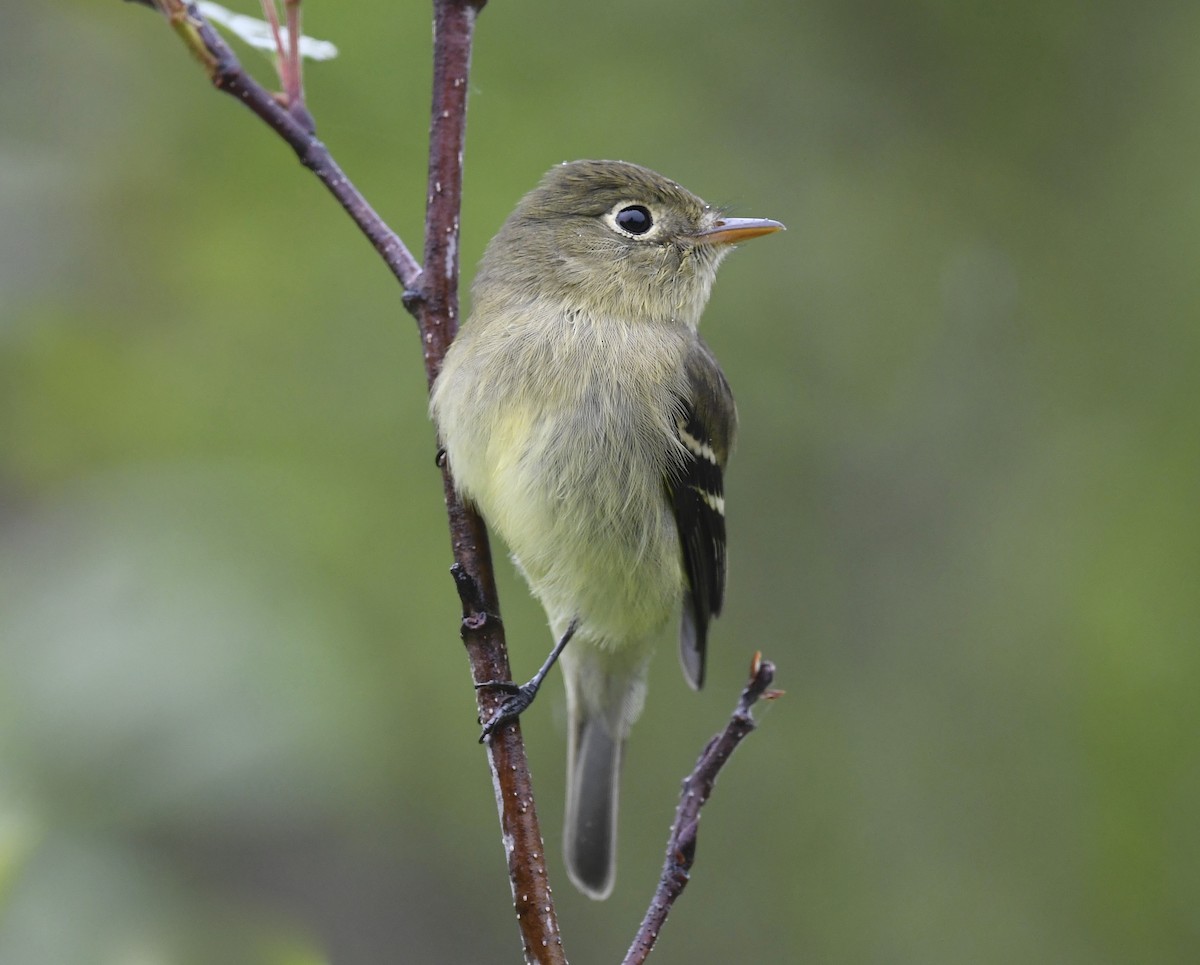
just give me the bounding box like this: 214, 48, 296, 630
668, 339, 736, 689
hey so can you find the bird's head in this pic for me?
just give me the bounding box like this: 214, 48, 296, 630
473, 159, 783, 327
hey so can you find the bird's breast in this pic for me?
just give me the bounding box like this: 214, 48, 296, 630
434, 305, 694, 643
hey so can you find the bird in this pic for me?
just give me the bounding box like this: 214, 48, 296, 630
430, 159, 782, 898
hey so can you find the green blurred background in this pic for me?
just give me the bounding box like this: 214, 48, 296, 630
2, 1, 1198, 962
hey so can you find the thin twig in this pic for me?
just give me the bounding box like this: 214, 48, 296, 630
147, 0, 421, 288
283, 0, 304, 115
622, 653, 782, 965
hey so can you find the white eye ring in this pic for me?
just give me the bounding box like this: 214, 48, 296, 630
604, 203, 660, 239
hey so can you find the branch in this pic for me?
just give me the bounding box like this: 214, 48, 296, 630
144, 0, 421, 289
622, 653, 782, 965
133, 2, 564, 962
415, 3, 565, 960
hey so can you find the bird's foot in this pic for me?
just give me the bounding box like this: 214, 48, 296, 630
476, 678, 541, 741
474, 619, 579, 743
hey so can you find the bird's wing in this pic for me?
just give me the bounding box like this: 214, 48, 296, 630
668, 338, 737, 690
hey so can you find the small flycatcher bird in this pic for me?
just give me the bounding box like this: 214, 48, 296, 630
431, 159, 782, 899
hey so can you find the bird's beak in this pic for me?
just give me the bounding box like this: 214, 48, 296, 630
693, 217, 785, 246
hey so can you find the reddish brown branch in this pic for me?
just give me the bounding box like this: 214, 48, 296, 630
414, 3, 564, 960
622, 654, 782, 965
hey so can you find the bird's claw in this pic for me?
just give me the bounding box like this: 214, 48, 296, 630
476, 680, 538, 742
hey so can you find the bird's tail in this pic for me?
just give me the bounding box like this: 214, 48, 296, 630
564, 708, 623, 899
561, 644, 648, 900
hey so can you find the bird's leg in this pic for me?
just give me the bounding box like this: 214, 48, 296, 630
477, 619, 579, 742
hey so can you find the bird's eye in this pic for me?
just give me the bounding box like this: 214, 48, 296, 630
615, 205, 653, 235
